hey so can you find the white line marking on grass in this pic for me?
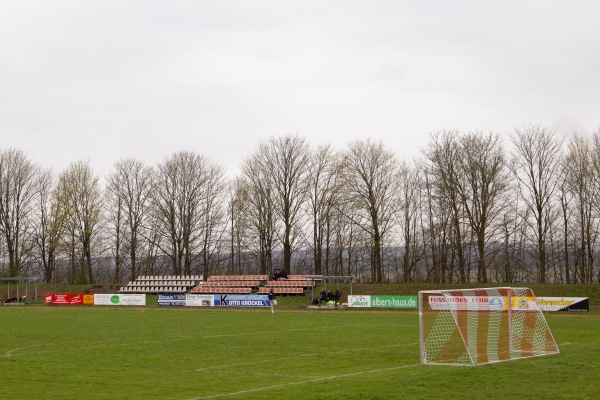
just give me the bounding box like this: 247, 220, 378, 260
189, 363, 421, 399
194, 343, 418, 372
4, 344, 49, 358
235, 372, 322, 379
4, 347, 26, 358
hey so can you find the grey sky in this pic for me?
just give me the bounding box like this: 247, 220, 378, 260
1, 0, 598, 179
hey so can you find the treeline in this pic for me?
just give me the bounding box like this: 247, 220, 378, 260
1, 125, 600, 284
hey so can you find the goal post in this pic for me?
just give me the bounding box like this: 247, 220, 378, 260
418, 287, 559, 366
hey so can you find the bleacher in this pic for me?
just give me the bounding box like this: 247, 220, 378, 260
265, 280, 314, 288
119, 275, 202, 294
207, 275, 268, 281
191, 287, 253, 294
190, 275, 266, 294
192, 274, 320, 296
258, 287, 304, 295
119, 273, 322, 296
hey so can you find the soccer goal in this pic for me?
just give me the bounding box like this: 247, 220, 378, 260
418, 287, 559, 366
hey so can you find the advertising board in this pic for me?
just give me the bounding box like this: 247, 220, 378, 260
94, 294, 146, 306
158, 293, 186, 306
157, 294, 272, 307
44, 294, 93, 305
534, 297, 589, 312
348, 295, 418, 309
425, 296, 589, 312
348, 295, 371, 308
214, 294, 271, 307
428, 295, 506, 311
370, 295, 418, 309
185, 294, 214, 307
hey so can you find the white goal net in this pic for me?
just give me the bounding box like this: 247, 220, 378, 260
418, 287, 559, 366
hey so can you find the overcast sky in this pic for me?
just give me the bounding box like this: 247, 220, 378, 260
1, 0, 599, 179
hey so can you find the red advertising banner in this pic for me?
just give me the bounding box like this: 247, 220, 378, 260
45, 294, 94, 305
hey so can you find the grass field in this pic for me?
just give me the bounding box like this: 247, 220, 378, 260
1, 305, 600, 400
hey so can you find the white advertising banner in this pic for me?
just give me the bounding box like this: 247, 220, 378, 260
94, 294, 146, 306
428, 295, 506, 311
185, 294, 215, 307
348, 295, 371, 308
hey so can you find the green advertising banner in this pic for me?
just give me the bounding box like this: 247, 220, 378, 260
347, 295, 418, 309
370, 295, 417, 309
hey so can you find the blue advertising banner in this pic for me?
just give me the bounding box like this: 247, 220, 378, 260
158, 293, 186, 306
217, 294, 271, 307
158, 294, 272, 307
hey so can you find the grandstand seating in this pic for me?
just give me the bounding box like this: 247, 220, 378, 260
190, 287, 253, 294
207, 275, 268, 281
192, 275, 263, 294
119, 275, 202, 294
200, 280, 260, 287
190, 274, 312, 296
119, 273, 320, 296
265, 280, 314, 288
258, 287, 304, 295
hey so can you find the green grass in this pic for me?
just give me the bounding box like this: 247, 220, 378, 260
1, 306, 600, 400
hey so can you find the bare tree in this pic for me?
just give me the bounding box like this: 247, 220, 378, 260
307, 144, 341, 275
423, 131, 468, 282
55, 176, 80, 283
153, 152, 198, 275
227, 177, 250, 275
341, 139, 399, 282
589, 129, 600, 283
263, 135, 311, 275
105, 174, 125, 283
240, 135, 310, 276
397, 161, 425, 282
106, 158, 154, 282
496, 196, 527, 283
33, 168, 68, 283
152, 151, 225, 277
0, 148, 39, 277
241, 153, 275, 276
456, 132, 510, 283
565, 135, 596, 283
422, 167, 450, 283
57, 161, 102, 284
557, 159, 574, 284
197, 163, 227, 279
511, 126, 563, 283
